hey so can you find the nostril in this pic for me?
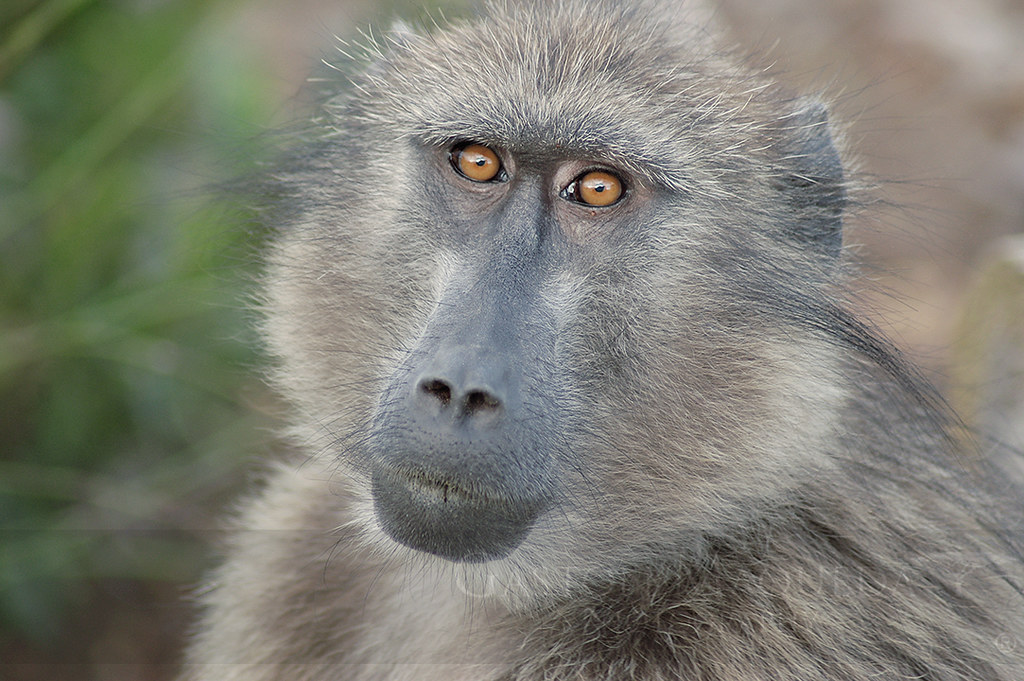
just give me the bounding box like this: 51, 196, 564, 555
464, 389, 501, 415
419, 378, 452, 406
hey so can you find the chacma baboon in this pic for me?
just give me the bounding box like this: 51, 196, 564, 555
181, 1, 1024, 679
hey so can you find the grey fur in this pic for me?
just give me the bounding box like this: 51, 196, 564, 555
180, 1, 1024, 679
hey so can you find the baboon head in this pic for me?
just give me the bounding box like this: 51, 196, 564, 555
265, 0, 848, 597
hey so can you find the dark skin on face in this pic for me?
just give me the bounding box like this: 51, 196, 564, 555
369, 141, 632, 562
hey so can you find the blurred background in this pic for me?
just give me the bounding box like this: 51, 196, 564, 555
0, 0, 1021, 679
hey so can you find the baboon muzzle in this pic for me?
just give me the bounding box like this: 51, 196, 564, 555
367, 297, 561, 562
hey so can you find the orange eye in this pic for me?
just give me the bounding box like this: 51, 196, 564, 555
562, 170, 624, 207
452, 143, 503, 182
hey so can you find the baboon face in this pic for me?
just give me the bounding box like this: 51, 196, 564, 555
366, 137, 675, 564
267, 2, 846, 590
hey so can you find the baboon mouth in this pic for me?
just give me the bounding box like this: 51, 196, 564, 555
400, 470, 481, 505
370, 467, 540, 563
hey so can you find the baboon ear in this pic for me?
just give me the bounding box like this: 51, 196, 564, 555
772, 98, 846, 260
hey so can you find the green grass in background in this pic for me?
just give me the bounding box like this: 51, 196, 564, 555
0, 0, 283, 658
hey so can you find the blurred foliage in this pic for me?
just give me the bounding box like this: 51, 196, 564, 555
0, 0, 283, 651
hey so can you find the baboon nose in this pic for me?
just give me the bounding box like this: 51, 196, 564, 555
416, 376, 503, 417
418, 378, 453, 406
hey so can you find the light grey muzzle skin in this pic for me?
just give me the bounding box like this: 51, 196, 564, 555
365, 189, 572, 562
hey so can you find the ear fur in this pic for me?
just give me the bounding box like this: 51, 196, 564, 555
772, 98, 847, 260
